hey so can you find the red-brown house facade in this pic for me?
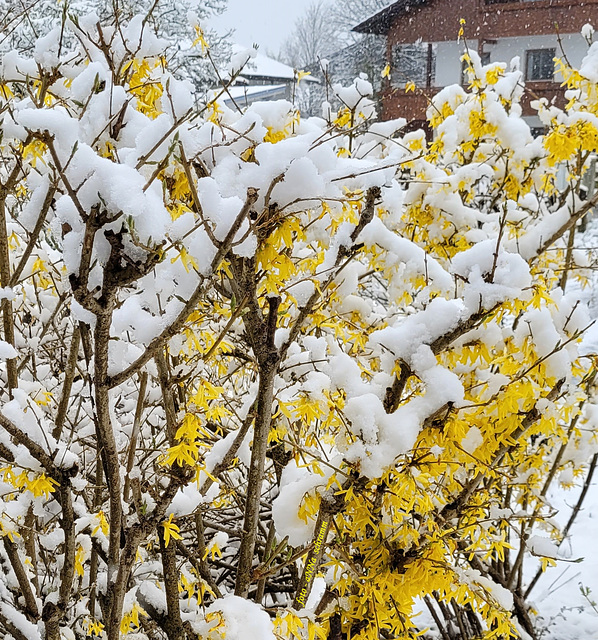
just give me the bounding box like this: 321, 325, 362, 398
354, 0, 598, 131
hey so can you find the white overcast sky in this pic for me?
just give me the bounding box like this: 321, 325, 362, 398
208, 0, 315, 55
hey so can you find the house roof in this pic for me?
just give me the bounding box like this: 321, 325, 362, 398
232, 45, 317, 83
352, 0, 430, 35
242, 53, 296, 81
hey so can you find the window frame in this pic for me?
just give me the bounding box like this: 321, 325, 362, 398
525, 48, 556, 82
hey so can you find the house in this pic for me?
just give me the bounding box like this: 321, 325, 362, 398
353, 0, 598, 133
224, 47, 318, 109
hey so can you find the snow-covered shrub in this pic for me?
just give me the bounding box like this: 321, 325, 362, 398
0, 10, 596, 640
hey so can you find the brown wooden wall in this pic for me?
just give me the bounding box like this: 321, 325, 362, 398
380, 84, 567, 121
386, 0, 598, 47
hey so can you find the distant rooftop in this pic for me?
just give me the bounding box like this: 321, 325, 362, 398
233, 45, 317, 82
352, 0, 430, 35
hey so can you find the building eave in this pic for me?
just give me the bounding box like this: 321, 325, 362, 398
352, 0, 430, 36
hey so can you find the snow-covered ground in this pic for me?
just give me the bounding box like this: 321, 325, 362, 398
530, 479, 598, 639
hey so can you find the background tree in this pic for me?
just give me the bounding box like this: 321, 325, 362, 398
0, 7, 596, 640
282, 0, 389, 116
280, 1, 340, 69
329, 0, 389, 44
0, 0, 229, 91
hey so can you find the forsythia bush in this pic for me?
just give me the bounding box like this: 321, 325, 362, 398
0, 10, 596, 640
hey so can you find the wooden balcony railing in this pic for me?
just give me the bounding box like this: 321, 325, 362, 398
380, 82, 567, 124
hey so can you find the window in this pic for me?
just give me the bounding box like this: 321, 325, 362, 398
526, 49, 555, 81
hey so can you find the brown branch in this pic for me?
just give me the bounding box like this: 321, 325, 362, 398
43, 135, 90, 224
0, 606, 34, 640
255, 522, 276, 603
349, 185, 380, 243
89, 453, 103, 619
292, 497, 337, 609
68, 205, 103, 315
158, 524, 185, 640
10, 183, 57, 287
155, 349, 178, 445
53, 325, 80, 440
0, 412, 58, 475
3, 537, 38, 620
200, 407, 255, 497
423, 596, 451, 640
123, 371, 148, 503
535, 188, 598, 258
23, 508, 39, 597
234, 365, 277, 597
106, 187, 258, 388
383, 359, 413, 414
0, 190, 18, 392
105, 525, 145, 640
106, 475, 188, 640
234, 294, 280, 598
178, 142, 218, 246
42, 485, 75, 640
558, 224, 576, 291
93, 309, 123, 592
194, 511, 223, 597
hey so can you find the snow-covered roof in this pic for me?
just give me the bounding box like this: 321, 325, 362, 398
232, 45, 317, 82
352, 0, 430, 36
243, 53, 296, 80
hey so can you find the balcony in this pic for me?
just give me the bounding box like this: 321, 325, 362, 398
379, 82, 567, 126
